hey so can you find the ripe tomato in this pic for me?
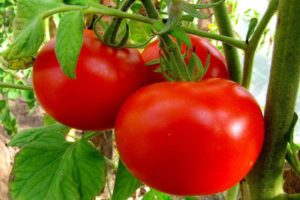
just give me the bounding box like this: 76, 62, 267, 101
115, 78, 264, 195
33, 30, 148, 130
142, 35, 229, 82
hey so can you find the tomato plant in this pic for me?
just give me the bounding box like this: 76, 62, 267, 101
142, 35, 229, 82
115, 78, 264, 195
33, 30, 148, 130
1, 0, 300, 199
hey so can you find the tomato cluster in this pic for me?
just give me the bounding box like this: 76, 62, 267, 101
33, 30, 264, 196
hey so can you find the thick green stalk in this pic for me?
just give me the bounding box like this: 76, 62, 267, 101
242, 0, 279, 88
210, 0, 242, 83
247, 0, 300, 199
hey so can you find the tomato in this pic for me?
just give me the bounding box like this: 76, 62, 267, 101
33, 30, 148, 130
142, 35, 229, 82
115, 78, 264, 195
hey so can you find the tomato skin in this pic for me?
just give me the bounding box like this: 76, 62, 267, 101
142, 35, 229, 82
115, 78, 264, 195
33, 30, 148, 130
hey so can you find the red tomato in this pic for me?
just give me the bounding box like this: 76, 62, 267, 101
33, 30, 148, 130
115, 78, 264, 195
142, 35, 229, 82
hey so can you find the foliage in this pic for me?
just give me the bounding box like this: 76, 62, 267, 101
0, 0, 299, 199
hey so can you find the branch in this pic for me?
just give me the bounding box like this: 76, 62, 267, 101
242, 0, 279, 88
210, 0, 242, 83
183, 27, 247, 50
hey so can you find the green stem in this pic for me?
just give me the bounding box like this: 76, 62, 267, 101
211, 0, 242, 83
41, 5, 155, 24
183, 27, 247, 50
225, 184, 239, 200
87, 7, 155, 23
41, 5, 85, 18
140, 0, 159, 19
41, 4, 246, 51
286, 147, 300, 177
160, 35, 190, 81
0, 81, 33, 90
242, 0, 279, 88
104, 156, 117, 170
141, 0, 190, 81
103, 0, 136, 45
247, 0, 300, 199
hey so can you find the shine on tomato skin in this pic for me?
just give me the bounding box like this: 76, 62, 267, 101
141, 35, 229, 82
115, 78, 264, 195
33, 30, 148, 130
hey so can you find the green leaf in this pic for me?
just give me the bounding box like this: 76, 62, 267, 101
288, 113, 299, 149
0, 99, 17, 135
187, 52, 196, 77
130, 2, 142, 13
2, 18, 45, 61
180, 2, 211, 19
181, 15, 194, 22
112, 160, 142, 200
145, 58, 160, 66
55, 11, 84, 78
128, 20, 152, 44
13, 0, 62, 35
9, 123, 69, 147
246, 18, 258, 42
10, 130, 105, 200
169, 26, 191, 48
194, 52, 210, 81
152, 20, 165, 33
2, 0, 63, 64
142, 190, 172, 200
0, 100, 6, 108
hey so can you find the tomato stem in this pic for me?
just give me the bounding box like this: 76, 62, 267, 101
140, 0, 159, 19
286, 147, 300, 177
104, 156, 117, 170
183, 27, 247, 50
246, 0, 300, 199
0, 81, 33, 91
41, 4, 246, 51
141, 0, 191, 81
211, 0, 242, 83
242, 0, 279, 89
41, 5, 155, 24
103, 0, 136, 46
